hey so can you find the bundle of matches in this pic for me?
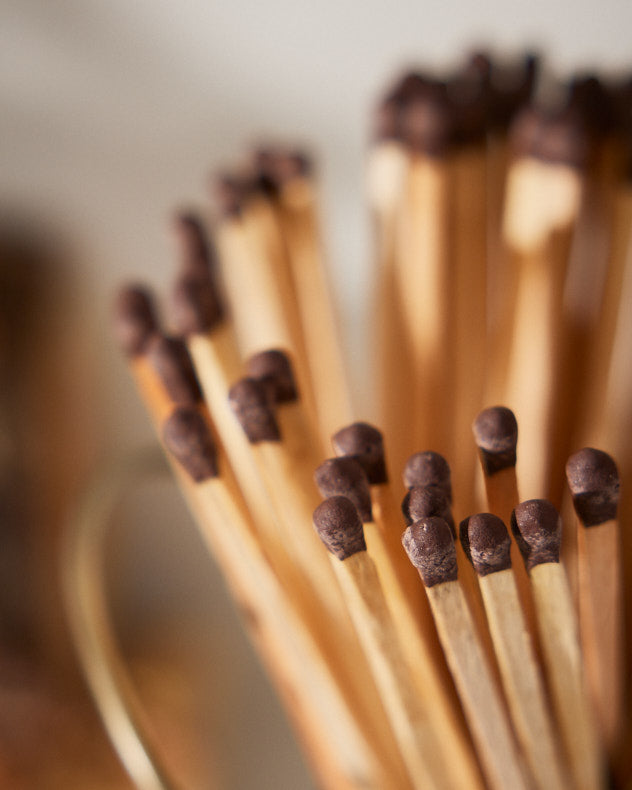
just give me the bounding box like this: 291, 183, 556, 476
107, 47, 632, 790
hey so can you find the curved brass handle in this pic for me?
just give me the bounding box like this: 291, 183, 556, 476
62, 447, 183, 790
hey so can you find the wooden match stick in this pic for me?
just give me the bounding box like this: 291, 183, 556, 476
566, 448, 623, 757
259, 151, 354, 442
472, 406, 540, 651
404, 452, 499, 672
512, 499, 605, 790
213, 177, 317, 422
460, 512, 569, 790
500, 107, 587, 501
313, 496, 451, 790
162, 407, 390, 790
402, 516, 529, 790
314, 452, 481, 788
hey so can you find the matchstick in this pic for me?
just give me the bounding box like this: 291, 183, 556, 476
259, 151, 354, 441
566, 448, 623, 757
472, 406, 540, 651
512, 499, 605, 790
402, 516, 529, 790
500, 106, 587, 501
460, 512, 569, 790
313, 496, 452, 790
404, 451, 499, 671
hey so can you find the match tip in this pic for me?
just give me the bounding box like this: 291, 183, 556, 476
112, 284, 158, 357
314, 458, 373, 523
511, 499, 562, 568
254, 148, 311, 188
403, 452, 452, 502
162, 407, 218, 482
228, 377, 280, 443
566, 448, 620, 526
402, 486, 455, 536
472, 406, 518, 475
313, 496, 366, 560
460, 513, 512, 576
331, 422, 387, 485
246, 349, 298, 404
400, 83, 454, 156
402, 517, 458, 587
171, 212, 210, 272
145, 334, 202, 406
510, 105, 589, 168
170, 270, 224, 336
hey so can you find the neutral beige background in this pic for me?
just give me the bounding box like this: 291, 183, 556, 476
2, 1, 632, 786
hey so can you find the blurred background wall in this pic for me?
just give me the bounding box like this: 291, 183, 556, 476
2, 1, 632, 787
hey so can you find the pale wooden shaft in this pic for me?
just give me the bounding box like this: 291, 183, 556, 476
530, 562, 605, 790
395, 156, 452, 459
363, 518, 484, 790
502, 159, 583, 499
334, 553, 448, 790
482, 467, 541, 661
577, 518, 623, 755
426, 581, 530, 790
278, 178, 354, 442
451, 146, 488, 516
479, 569, 568, 790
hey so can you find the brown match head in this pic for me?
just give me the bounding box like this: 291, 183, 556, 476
145, 334, 203, 406
213, 174, 251, 217
566, 448, 620, 526
228, 377, 280, 443
112, 284, 159, 357
312, 496, 366, 561
172, 212, 210, 272
402, 486, 455, 536
460, 513, 512, 576
511, 499, 562, 568
162, 407, 218, 482
331, 422, 388, 485
402, 517, 458, 587
403, 452, 452, 503
246, 349, 298, 404
510, 105, 589, 168
472, 406, 518, 475
254, 148, 311, 188
314, 458, 373, 523
170, 270, 224, 336
399, 82, 454, 156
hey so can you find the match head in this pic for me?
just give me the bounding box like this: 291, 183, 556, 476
402, 517, 458, 587
246, 349, 298, 404
314, 458, 373, 523
511, 499, 562, 568
170, 270, 224, 336
510, 105, 589, 168
172, 212, 210, 273
403, 452, 452, 503
112, 284, 158, 357
400, 82, 454, 156
254, 148, 311, 188
331, 422, 388, 485
228, 377, 280, 443
566, 448, 620, 526
145, 334, 203, 406
162, 407, 218, 483
402, 486, 455, 536
460, 513, 512, 576
472, 406, 518, 475
312, 496, 366, 560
